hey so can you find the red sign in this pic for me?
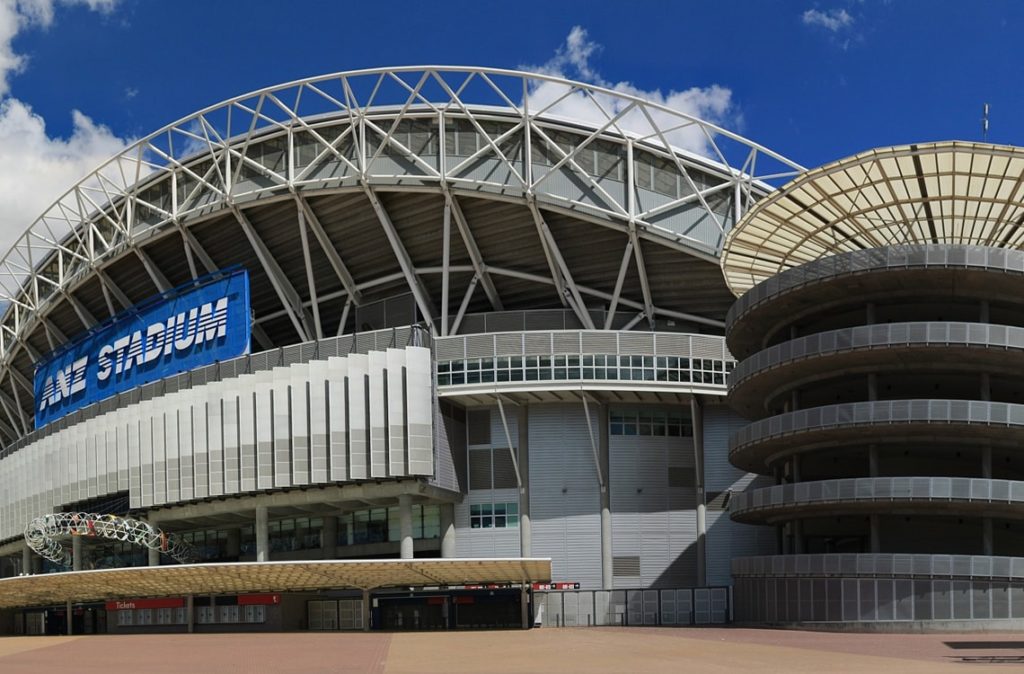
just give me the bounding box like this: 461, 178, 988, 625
105, 598, 185, 611
238, 593, 281, 606
531, 582, 580, 591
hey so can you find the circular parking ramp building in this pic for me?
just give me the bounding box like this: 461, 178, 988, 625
724, 142, 1024, 629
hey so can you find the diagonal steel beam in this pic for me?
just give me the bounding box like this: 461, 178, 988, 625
604, 240, 633, 330
362, 185, 437, 335
61, 290, 98, 329
527, 199, 595, 330
134, 247, 172, 293
97, 269, 132, 310
629, 227, 655, 329
446, 191, 502, 311
294, 195, 362, 305
296, 205, 323, 339
232, 206, 312, 343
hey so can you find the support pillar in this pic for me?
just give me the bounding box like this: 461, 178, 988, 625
691, 396, 706, 587
599, 402, 612, 590
148, 546, 160, 567
870, 515, 881, 553
66, 599, 73, 635
793, 520, 804, 554
520, 584, 530, 629
440, 504, 456, 558
868, 445, 879, 477
255, 505, 269, 562
984, 518, 994, 556
225, 528, 241, 559
398, 494, 414, 559
321, 516, 338, 560
518, 405, 531, 558
72, 534, 83, 571
186, 594, 194, 634
791, 454, 801, 483
361, 589, 371, 632
21, 544, 30, 576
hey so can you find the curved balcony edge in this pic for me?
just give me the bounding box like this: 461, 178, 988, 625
729, 477, 1024, 524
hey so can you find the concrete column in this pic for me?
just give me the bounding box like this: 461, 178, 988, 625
72, 535, 83, 571
867, 374, 878, 402
866, 302, 876, 324
321, 516, 338, 560
439, 503, 456, 558
776, 525, 784, 555
518, 405, 531, 558
793, 520, 804, 554
398, 494, 414, 559
225, 528, 241, 559
255, 505, 269, 562
980, 300, 990, 324
868, 445, 879, 477
690, 396, 706, 587
870, 515, 881, 553
520, 585, 530, 629
361, 589, 371, 632
984, 518, 994, 556
21, 544, 30, 576
982, 447, 993, 479
66, 599, 73, 635
981, 373, 991, 402
186, 594, 194, 634
599, 402, 612, 590
774, 465, 783, 486
791, 454, 801, 483
148, 546, 160, 567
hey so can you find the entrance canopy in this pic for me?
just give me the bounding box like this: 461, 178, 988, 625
0, 558, 552, 609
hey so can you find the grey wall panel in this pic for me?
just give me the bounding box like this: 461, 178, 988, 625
290, 364, 310, 486
223, 383, 242, 495
116, 407, 128, 492
254, 371, 274, 490
455, 487, 522, 558
139, 400, 154, 508
406, 347, 433, 475
430, 403, 460, 493
309, 361, 329, 484
529, 404, 602, 589
327, 357, 350, 481
237, 375, 256, 493
164, 394, 180, 505
193, 393, 209, 499
86, 419, 98, 498
386, 349, 407, 476
207, 382, 224, 497
152, 403, 167, 506
178, 395, 194, 502
610, 422, 697, 588
272, 367, 293, 488
703, 404, 758, 492
706, 510, 775, 587
347, 354, 368, 481
368, 351, 388, 478
128, 402, 142, 508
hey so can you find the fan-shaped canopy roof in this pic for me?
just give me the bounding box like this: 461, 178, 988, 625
721, 141, 1024, 296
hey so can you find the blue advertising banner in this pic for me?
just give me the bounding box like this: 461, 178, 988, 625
34, 268, 250, 429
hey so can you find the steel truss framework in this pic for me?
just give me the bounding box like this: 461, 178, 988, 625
24, 512, 195, 568
0, 67, 802, 446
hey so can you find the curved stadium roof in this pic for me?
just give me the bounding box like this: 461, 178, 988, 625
0, 66, 802, 446
721, 141, 1024, 296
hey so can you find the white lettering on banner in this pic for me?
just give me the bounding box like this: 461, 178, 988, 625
96, 296, 229, 381
37, 356, 89, 413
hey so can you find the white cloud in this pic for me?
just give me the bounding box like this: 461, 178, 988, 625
521, 26, 737, 158
0, 0, 131, 269
802, 8, 854, 32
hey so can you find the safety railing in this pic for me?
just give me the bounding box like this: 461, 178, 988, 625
730, 477, 1024, 517
732, 553, 1024, 580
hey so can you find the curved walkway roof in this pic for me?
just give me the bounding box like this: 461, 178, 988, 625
721, 141, 1024, 296
0, 558, 551, 609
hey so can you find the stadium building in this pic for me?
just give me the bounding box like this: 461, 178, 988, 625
0, 66, 1019, 634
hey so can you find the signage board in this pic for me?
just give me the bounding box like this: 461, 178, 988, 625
105, 598, 185, 610
34, 268, 250, 428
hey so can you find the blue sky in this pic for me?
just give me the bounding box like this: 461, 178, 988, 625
0, 0, 1020, 240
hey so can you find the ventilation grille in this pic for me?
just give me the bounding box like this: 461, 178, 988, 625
613, 556, 641, 577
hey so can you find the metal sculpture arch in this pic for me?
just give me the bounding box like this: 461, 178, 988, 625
25, 512, 196, 567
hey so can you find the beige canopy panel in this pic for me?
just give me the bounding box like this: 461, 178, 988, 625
0, 558, 552, 609
720, 141, 1024, 296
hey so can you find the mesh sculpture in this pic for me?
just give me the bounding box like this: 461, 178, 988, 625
25, 512, 195, 568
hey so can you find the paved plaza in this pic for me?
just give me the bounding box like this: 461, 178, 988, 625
1, 628, 1023, 673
